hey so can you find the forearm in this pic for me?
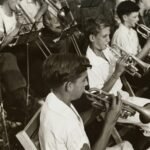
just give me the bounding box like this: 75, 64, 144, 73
137, 41, 150, 59
137, 42, 150, 60
92, 121, 115, 150
102, 73, 120, 92
0, 35, 14, 49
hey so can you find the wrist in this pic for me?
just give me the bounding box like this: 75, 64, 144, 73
104, 118, 116, 129
105, 115, 117, 126
112, 73, 120, 79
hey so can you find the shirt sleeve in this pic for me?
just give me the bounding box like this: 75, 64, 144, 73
0, 16, 4, 40
111, 31, 129, 54
87, 66, 105, 89
0, 16, 4, 33
65, 126, 90, 150
111, 29, 140, 55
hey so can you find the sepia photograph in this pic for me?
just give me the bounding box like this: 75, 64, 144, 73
0, 0, 150, 149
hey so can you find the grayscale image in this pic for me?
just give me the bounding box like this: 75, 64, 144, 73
0, 0, 150, 149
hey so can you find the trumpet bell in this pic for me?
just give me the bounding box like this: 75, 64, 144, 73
85, 89, 150, 124
139, 103, 150, 124
136, 23, 150, 39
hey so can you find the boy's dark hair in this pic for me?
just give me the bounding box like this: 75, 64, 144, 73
42, 54, 91, 89
135, 0, 140, 4
0, 0, 5, 4
84, 17, 110, 38
117, 1, 140, 22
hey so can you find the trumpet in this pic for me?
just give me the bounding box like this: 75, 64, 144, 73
136, 23, 150, 39
111, 44, 150, 74
85, 89, 150, 124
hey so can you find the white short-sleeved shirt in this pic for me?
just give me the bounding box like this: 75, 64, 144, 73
86, 46, 123, 95
19, 0, 44, 29
111, 24, 140, 56
0, 7, 17, 34
39, 92, 90, 150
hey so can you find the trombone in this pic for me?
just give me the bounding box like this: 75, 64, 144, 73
136, 23, 150, 39
45, 0, 82, 56
16, 2, 52, 57
85, 89, 150, 124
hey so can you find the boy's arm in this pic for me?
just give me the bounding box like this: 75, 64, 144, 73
0, 24, 20, 50
102, 56, 127, 92
92, 94, 122, 150
136, 37, 150, 59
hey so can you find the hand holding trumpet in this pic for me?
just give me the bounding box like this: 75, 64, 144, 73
114, 55, 129, 77
105, 92, 122, 125
111, 44, 150, 77
85, 89, 150, 123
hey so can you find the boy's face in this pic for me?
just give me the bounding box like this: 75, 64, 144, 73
90, 27, 110, 51
8, 0, 19, 11
124, 12, 139, 27
70, 71, 88, 100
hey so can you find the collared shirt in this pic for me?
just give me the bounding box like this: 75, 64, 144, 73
86, 46, 150, 137
86, 46, 123, 95
39, 92, 90, 150
0, 7, 17, 35
111, 24, 141, 56
19, 0, 44, 30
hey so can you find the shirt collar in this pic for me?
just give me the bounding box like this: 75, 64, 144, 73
86, 46, 112, 64
45, 92, 81, 120
119, 23, 134, 33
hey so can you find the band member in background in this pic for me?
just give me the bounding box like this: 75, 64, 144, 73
0, 0, 21, 49
43, 0, 62, 35
135, 0, 150, 47
111, 1, 150, 59
0, 0, 27, 123
17, 0, 48, 30
111, 0, 150, 97
43, 0, 83, 54
42, 0, 69, 53
85, 17, 150, 149
135, 0, 150, 27
39, 53, 133, 150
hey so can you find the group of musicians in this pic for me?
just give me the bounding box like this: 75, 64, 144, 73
1, 0, 150, 149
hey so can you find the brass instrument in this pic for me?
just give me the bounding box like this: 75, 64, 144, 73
45, 0, 82, 56
16, 2, 52, 57
2, 3, 37, 47
16, 3, 36, 30
111, 44, 150, 74
85, 89, 150, 124
46, 0, 69, 23
136, 23, 150, 39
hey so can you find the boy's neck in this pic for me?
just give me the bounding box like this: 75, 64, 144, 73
90, 45, 107, 60
123, 22, 132, 29
53, 89, 71, 106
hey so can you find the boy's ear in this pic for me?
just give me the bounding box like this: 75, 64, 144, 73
122, 14, 128, 22
64, 81, 73, 92
89, 34, 95, 42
